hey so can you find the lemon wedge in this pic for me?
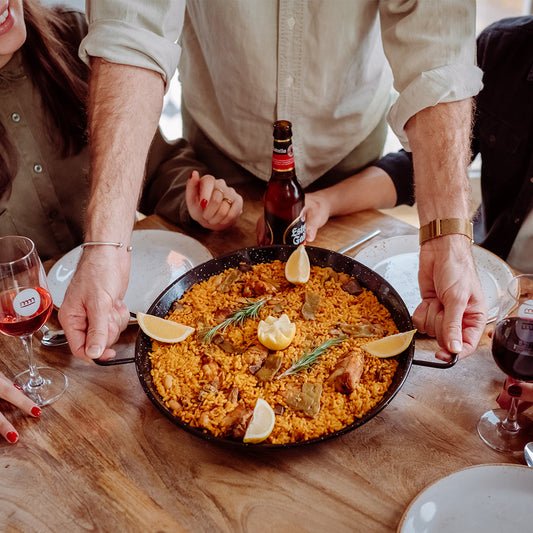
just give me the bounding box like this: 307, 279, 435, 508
257, 313, 296, 350
363, 329, 417, 358
243, 398, 275, 444
137, 312, 195, 343
285, 244, 310, 284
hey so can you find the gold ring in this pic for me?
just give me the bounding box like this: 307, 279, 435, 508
223, 197, 233, 206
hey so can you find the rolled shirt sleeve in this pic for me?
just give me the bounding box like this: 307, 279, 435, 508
379, 0, 483, 149
79, 0, 184, 88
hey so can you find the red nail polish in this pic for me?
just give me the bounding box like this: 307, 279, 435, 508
188, 171, 194, 180
6, 432, 18, 444
508, 384, 522, 398
200, 199, 208, 210
31, 406, 42, 417
13, 383, 23, 391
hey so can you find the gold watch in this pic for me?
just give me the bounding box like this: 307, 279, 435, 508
419, 218, 473, 246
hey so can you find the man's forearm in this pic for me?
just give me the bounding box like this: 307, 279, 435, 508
85, 58, 165, 242
406, 99, 473, 226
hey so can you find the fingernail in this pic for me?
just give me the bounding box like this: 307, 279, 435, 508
200, 199, 208, 210
13, 383, 23, 391
450, 340, 462, 354
86, 345, 103, 359
188, 171, 194, 180
508, 384, 522, 398
31, 406, 42, 417
6, 432, 18, 444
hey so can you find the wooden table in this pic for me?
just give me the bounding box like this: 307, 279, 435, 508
0, 203, 524, 533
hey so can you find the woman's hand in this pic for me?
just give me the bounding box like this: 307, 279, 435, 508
497, 377, 533, 413
0, 371, 41, 444
186, 171, 243, 230
303, 192, 331, 242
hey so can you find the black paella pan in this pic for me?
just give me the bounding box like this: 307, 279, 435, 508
130, 245, 457, 448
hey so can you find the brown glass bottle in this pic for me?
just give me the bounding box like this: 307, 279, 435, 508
263, 120, 306, 245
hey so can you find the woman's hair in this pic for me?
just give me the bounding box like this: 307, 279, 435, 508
0, 0, 88, 195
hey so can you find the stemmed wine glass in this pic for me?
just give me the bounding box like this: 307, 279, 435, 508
0, 235, 68, 406
477, 273, 533, 454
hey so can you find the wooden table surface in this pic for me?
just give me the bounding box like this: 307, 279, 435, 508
0, 200, 524, 533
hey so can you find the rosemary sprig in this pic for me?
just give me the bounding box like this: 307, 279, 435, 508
277, 335, 347, 379
201, 298, 267, 343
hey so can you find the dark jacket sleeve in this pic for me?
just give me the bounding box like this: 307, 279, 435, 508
373, 149, 415, 207
139, 129, 209, 230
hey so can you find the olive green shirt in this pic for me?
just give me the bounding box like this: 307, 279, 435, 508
0, 51, 90, 260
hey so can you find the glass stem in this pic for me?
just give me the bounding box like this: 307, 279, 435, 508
501, 397, 520, 434
20, 334, 43, 388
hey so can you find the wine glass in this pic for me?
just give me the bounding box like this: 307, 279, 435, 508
477, 273, 533, 453
0, 235, 68, 406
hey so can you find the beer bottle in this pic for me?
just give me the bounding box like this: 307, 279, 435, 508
263, 120, 306, 245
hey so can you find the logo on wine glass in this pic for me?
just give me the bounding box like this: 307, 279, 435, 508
13, 288, 41, 317
518, 299, 533, 319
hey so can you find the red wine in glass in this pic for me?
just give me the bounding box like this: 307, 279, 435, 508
0, 287, 53, 337
477, 273, 533, 454
492, 317, 533, 381
0, 236, 67, 406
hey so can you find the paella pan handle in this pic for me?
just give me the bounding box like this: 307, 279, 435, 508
94, 356, 135, 366
411, 352, 459, 369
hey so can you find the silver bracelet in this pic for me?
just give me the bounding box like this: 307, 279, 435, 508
81, 241, 133, 252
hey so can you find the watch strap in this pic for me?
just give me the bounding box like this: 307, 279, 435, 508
419, 218, 473, 245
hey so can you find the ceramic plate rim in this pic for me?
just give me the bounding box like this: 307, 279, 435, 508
47, 229, 213, 313
397, 463, 533, 533
354, 234, 514, 322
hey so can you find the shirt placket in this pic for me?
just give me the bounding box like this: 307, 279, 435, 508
277, 0, 304, 172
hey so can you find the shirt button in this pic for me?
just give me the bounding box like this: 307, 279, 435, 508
514, 218, 521, 224
287, 76, 294, 87
11, 113, 21, 122
33, 164, 43, 173
488, 134, 496, 145
287, 17, 295, 29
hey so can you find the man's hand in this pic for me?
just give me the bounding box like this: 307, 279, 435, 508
58, 247, 132, 361
413, 235, 487, 360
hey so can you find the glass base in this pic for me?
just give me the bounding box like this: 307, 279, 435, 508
14, 367, 68, 407
477, 408, 533, 454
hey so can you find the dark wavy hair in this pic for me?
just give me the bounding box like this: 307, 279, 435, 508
0, 1, 88, 195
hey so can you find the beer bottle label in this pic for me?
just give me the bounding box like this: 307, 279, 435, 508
283, 214, 306, 245
265, 213, 306, 245
272, 144, 295, 172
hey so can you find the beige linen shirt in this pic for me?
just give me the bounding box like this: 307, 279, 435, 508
80, 0, 483, 187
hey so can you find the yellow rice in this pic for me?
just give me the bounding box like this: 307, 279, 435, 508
149, 260, 399, 444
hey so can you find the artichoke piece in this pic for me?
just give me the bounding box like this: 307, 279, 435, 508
217, 268, 242, 293
301, 292, 321, 320
284, 382, 322, 418
255, 353, 283, 381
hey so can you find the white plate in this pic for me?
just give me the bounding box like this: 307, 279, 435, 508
398, 464, 533, 533
47, 230, 213, 314
354, 234, 514, 322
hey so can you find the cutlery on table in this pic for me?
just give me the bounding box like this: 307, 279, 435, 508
525, 442, 533, 467
337, 229, 381, 255
40, 324, 68, 347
